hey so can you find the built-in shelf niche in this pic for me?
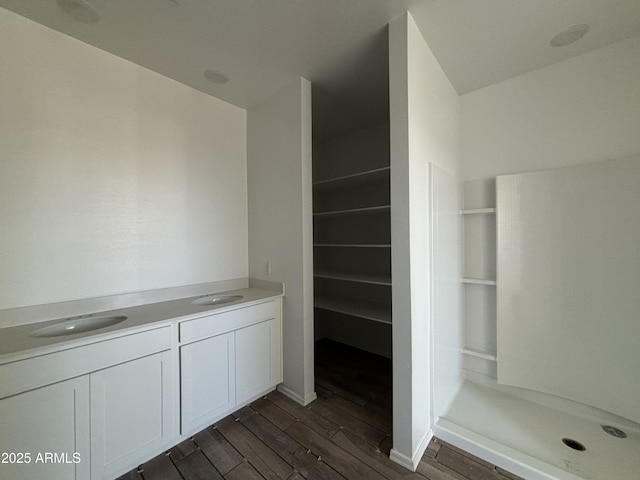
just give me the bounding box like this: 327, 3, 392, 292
314, 294, 392, 324
313, 167, 390, 213
314, 245, 391, 285
463, 212, 496, 282
312, 122, 392, 357
314, 271, 391, 286
313, 208, 391, 245
313, 124, 390, 181
462, 178, 497, 376
313, 243, 391, 248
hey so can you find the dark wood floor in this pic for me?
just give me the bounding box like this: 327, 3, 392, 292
118, 340, 522, 480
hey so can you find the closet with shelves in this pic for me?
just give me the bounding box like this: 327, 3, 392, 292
313, 122, 392, 357
461, 179, 497, 371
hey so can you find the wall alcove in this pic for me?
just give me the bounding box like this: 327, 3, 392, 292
310, 29, 393, 426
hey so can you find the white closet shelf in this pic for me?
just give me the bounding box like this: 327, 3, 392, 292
314, 271, 391, 286
313, 205, 390, 217
461, 208, 496, 214
313, 166, 390, 189
313, 243, 391, 248
462, 347, 497, 362
462, 278, 496, 286
314, 297, 391, 324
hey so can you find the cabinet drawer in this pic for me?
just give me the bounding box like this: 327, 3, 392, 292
179, 301, 278, 344
0, 326, 172, 399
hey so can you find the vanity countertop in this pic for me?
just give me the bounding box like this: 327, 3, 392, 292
0, 287, 282, 364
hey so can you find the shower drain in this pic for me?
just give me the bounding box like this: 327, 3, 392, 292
602, 425, 627, 438
562, 438, 586, 451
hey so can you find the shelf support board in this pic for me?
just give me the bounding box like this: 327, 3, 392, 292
313, 166, 390, 187
461, 208, 496, 215
462, 348, 497, 362
462, 278, 497, 286
313, 205, 390, 217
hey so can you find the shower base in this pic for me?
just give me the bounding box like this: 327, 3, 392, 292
435, 379, 640, 480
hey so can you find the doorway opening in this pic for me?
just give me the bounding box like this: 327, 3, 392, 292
311, 27, 392, 448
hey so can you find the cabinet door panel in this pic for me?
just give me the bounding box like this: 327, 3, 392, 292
91, 351, 173, 480
180, 332, 235, 434
0, 376, 90, 480
236, 318, 281, 404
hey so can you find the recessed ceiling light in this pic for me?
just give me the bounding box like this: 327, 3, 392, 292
550, 24, 590, 47
204, 69, 229, 85
56, 0, 101, 24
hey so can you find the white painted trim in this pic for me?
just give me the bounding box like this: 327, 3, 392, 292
277, 384, 317, 406
389, 429, 433, 472
389, 448, 414, 471
434, 419, 583, 480
414, 429, 434, 469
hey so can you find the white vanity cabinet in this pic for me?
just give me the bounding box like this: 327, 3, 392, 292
235, 317, 282, 404
180, 331, 236, 434
179, 299, 282, 435
90, 350, 174, 480
0, 325, 174, 480
0, 376, 91, 480
0, 290, 283, 480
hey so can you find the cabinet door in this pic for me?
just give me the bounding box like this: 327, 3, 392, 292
90, 351, 173, 480
180, 331, 235, 435
0, 376, 90, 480
235, 318, 282, 404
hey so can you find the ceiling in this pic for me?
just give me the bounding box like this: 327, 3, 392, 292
1, 0, 639, 139
411, 0, 640, 94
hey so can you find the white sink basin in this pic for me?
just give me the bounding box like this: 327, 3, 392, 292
192, 294, 243, 306
30, 315, 128, 338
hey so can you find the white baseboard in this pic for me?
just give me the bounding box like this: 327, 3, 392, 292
389, 448, 414, 471
389, 429, 433, 471
277, 384, 317, 406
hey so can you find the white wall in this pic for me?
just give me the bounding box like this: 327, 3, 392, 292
0, 8, 248, 312
459, 35, 640, 382
462, 35, 640, 181
497, 156, 640, 424
389, 12, 461, 470
247, 78, 315, 405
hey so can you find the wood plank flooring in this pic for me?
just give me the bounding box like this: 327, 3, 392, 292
118, 340, 522, 480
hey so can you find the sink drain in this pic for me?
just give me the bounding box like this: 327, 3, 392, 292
562, 438, 586, 451
602, 425, 627, 438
